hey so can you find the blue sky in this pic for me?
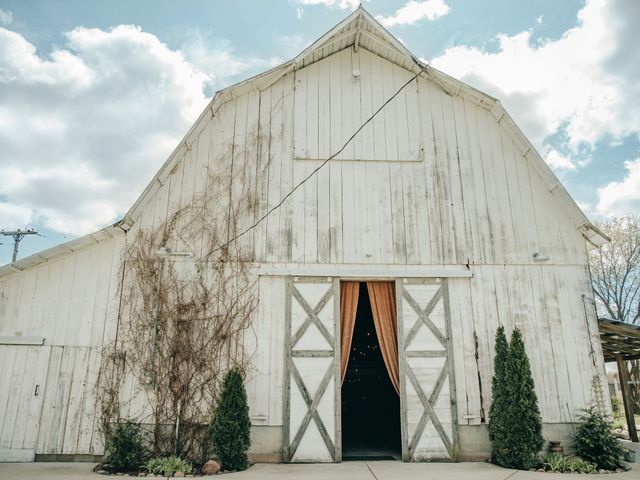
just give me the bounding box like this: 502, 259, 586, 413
0, 0, 638, 264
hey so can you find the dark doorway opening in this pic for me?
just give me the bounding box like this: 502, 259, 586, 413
341, 282, 401, 460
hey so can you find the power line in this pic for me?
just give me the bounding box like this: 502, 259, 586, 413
208, 67, 426, 256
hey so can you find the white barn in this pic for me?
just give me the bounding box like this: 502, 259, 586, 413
0, 8, 610, 464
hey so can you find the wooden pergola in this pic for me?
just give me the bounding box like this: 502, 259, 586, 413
599, 318, 640, 442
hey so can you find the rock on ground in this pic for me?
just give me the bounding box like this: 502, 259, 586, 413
202, 460, 221, 476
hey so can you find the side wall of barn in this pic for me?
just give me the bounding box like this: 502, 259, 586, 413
448, 265, 606, 459
0, 236, 125, 461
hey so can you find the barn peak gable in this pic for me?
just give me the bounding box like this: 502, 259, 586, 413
292, 6, 421, 74
120, 6, 606, 244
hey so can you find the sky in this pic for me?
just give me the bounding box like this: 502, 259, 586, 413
0, 0, 638, 264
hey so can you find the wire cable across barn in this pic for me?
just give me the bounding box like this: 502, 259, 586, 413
206, 67, 426, 257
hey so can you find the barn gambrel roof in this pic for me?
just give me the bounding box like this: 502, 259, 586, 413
0, 6, 607, 277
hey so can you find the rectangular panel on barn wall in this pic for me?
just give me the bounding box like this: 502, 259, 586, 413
245, 276, 286, 426
397, 278, 457, 461
0, 345, 51, 461
293, 48, 423, 162
37, 346, 102, 455
283, 277, 340, 462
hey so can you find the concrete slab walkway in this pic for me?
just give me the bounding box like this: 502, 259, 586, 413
0, 462, 637, 480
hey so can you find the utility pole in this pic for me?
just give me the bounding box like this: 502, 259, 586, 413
1, 229, 39, 262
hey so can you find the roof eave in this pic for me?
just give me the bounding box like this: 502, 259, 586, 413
579, 222, 610, 248
0, 223, 125, 279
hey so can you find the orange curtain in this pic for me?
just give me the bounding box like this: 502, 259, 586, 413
340, 281, 360, 383
367, 281, 400, 394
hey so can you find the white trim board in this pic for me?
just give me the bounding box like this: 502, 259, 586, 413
0, 336, 45, 346
254, 263, 473, 278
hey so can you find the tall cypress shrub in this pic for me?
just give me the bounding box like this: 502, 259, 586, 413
488, 326, 510, 465
489, 327, 544, 469
209, 368, 251, 471
507, 328, 544, 468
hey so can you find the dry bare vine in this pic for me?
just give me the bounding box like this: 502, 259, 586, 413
98, 129, 267, 461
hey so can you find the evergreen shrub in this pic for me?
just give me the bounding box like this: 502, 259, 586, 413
488, 326, 510, 464
488, 327, 544, 469
573, 405, 623, 470
105, 420, 146, 471
209, 368, 251, 471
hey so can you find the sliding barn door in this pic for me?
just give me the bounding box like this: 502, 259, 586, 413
397, 278, 457, 461
284, 277, 340, 462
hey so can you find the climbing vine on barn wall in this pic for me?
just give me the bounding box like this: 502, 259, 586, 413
97, 127, 269, 461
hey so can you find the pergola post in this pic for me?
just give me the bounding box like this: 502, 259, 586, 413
616, 355, 639, 442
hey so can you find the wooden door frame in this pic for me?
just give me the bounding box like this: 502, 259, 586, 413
333, 278, 341, 462
396, 277, 459, 461
282, 276, 341, 462
283, 276, 459, 462
396, 278, 409, 460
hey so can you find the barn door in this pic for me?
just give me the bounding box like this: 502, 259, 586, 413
0, 345, 51, 462
397, 278, 457, 461
284, 277, 340, 462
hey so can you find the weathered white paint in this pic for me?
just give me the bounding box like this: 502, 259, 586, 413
0, 7, 610, 462
284, 277, 340, 462
0, 236, 124, 460
398, 279, 456, 461
448, 264, 608, 427
0, 346, 49, 458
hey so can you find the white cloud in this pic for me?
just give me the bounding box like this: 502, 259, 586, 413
294, 0, 360, 10
596, 159, 640, 217
544, 148, 576, 171
0, 9, 12, 25
0, 203, 33, 229
430, 0, 640, 157
0, 18, 316, 241
0, 24, 264, 237
377, 0, 450, 28
180, 32, 282, 90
